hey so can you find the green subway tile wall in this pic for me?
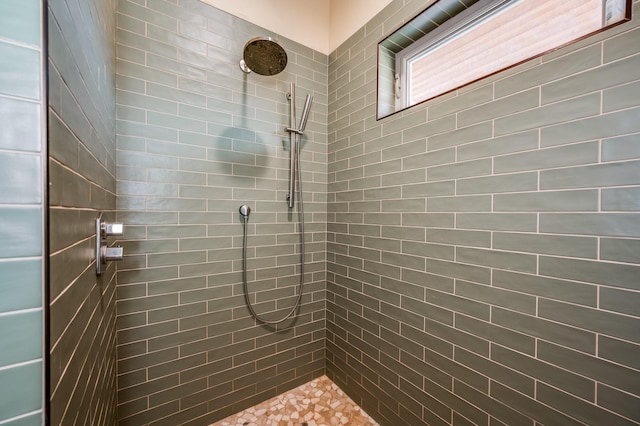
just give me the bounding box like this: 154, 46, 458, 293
326, 1, 640, 425
22, 0, 639, 424
48, 0, 118, 424
115, 0, 328, 423
0, 0, 45, 424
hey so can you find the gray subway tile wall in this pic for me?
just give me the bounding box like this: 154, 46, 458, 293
115, 0, 327, 424
0, 0, 46, 424
326, 1, 640, 426
48, 0, 118, 424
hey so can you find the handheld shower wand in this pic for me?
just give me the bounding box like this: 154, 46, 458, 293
298, 94, 313, 134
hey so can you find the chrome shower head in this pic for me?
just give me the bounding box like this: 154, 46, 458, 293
239, 37, 288, 76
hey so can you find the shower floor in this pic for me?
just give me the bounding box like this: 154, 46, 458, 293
211, 375, 379, 426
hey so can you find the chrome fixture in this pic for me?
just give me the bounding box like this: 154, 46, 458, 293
102, 221, 124, 237
96, 213, 124, 275
239, 204, 251, 219
239, 36, 288, 76
102, 245, 124, 263
286, 82, 313, 208
238, 83, 312, 325
239, 204, 304, 325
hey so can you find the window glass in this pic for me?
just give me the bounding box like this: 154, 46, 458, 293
377, 0, 631, 119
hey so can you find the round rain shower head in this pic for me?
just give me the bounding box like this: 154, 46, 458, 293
239, 37, 288, 76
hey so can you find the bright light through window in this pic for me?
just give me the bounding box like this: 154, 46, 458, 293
406, 0, 604, 105
378, 0, 631, 119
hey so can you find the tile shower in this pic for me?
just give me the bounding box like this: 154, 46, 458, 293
0, 0, 46, 423
3, 0, 637, 424
114, 0, 328, 424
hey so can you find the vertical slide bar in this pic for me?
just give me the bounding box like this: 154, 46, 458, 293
288, 82, 297, 208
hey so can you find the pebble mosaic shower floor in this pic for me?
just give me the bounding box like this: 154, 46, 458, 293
211, 376, 379, 426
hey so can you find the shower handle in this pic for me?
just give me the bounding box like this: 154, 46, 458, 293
95, 213, 125, 275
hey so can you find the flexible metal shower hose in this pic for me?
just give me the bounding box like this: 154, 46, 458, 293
241, 138, 305, 325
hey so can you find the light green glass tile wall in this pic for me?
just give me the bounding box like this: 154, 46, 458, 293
115, 0, 328, 423
0, 363, 43, 422
0, 0, 41, 46
326, 1, 640, 425
0, 97, 42, 152
0, 43, 40, 100
47, 0, 118, 424
0, 0, 45, 425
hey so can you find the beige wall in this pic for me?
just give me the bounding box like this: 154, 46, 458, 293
199, 0, 392, 54
329, 0, 392, 50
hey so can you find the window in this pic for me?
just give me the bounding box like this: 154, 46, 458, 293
377, 0, 631, 119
